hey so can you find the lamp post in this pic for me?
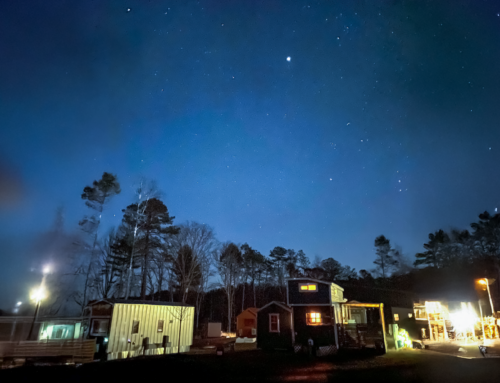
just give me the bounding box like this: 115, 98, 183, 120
27, 287, 45, 340
479, 279, 495, 315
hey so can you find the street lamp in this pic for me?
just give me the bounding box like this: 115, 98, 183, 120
479, 279, 495, 315
27, 286, 45, 340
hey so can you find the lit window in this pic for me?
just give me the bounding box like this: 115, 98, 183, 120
157, 320, 164, 332
394, 314, 399, 321
269, 314, 279, 332
408, 313, 413, 318
299, 283, 317, 292
306, 312, 322, 325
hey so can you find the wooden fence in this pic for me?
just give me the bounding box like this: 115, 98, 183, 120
0, 339, 96, 364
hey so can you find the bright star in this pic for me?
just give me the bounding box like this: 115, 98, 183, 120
286, 56, 291, 62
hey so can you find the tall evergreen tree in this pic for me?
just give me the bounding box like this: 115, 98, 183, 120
78, 172, 120, 311
269, 246, 288, 286
134, 198, 179, 300
414, 229, 450, 268
373, 235, 397, 278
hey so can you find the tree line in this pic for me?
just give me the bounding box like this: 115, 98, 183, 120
19, 171, 500, 332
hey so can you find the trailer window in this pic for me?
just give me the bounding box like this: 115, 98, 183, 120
91, 319, 109, 336
132, 320, 140, 334
299, 283, 317, 292
157, 320, 164, 332
269, 314, 279, 332
306, 313, 322, 326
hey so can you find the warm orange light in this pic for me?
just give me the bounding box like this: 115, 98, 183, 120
300, 285, 308, 290
306, 312, 322, 325
308, 284, 317, 291
479, 279, 487, 285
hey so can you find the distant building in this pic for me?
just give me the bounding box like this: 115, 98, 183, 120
236, 307, 258, 338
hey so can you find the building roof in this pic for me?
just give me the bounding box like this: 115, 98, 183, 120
87, 299, 193, 307
238, 307, 258, 317
258, 301, 292, 313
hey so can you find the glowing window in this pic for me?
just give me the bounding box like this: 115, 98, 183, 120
394, 314, 399, 321
299, 283, 317, 292
306, 312, 322, 325
157, 320, 164, 332
269, 314, 279, 332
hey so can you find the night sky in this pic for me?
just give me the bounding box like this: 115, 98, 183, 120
1, 1, 500, 308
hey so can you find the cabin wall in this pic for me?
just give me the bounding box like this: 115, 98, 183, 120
107, 304, 194, 359
236, 309, 257, 338
257, 305, 293, 350
288, 280, 330, 305
292, 306, 336, 346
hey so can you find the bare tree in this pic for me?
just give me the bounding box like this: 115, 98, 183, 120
150, 248, 171, 300
213, 242, 243, 332
171, 222, 217, 327
93, 230, 119, 299
166, 305, 192, 354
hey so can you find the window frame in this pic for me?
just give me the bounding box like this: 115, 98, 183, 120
157, 320, 164, 332
299, 283, 318, 292
132, 320, 140, 334
90, 319, 110, 336
269, 314, 280, 333
306, 312, 323, 326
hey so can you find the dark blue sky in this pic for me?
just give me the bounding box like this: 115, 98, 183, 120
1, 1, 500, 307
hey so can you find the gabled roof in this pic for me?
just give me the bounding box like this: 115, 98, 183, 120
237, 307, 259, 317
258, 301, 292, 313
286, 277, 344, 291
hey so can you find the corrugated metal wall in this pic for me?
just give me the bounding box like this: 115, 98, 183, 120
108, 304, 194, 359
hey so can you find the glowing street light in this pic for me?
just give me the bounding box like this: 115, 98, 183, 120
42, 265, 51, 275
27, 286, 46, 340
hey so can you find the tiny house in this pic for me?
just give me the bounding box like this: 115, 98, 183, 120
287, 278, 346, 355
257, 301, 293, 350
84, 299, 194, 360
237, 307, 258, 338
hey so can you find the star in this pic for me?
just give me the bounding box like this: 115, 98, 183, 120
286, 56, 291, 62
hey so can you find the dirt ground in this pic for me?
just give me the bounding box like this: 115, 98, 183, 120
2, 348, 500, 383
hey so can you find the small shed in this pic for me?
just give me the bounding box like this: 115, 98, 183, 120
257, 301, 293, 350
237, 308, 258, 338
84, 299, 194, 360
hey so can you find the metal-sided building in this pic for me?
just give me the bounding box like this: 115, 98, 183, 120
84, 299, 194, 360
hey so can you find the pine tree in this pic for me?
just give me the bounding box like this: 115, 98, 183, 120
373, 235, 398, 278
78, 172, 120, 311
